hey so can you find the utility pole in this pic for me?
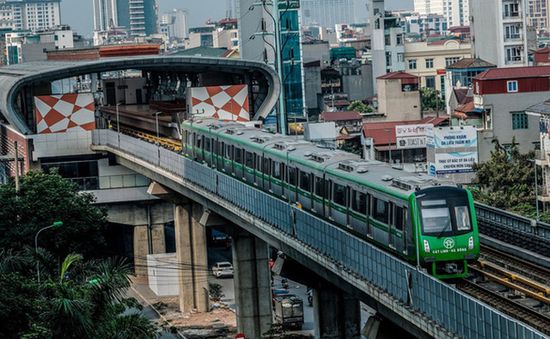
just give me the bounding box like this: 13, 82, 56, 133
272, 0, 287, 135
14, 141, 19, 193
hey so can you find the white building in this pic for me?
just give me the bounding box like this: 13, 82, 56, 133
160, 9, 188, 40
93, 0, 118, 31
471, 0, 535, 67
413, 0, 469, 27
2, 0, 61, 31
370, 0, 405, 91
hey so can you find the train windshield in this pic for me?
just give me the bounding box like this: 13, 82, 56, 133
417, 188, 472, 237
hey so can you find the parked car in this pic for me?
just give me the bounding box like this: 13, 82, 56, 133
212, 261, 234, 278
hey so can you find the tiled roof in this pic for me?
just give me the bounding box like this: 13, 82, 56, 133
447, 58, 495, 69
475, 66, 550, 80
362, 116, 448, 146
453, 88, 473, 105
321, 111, 362, 121
377, 71, 419, 80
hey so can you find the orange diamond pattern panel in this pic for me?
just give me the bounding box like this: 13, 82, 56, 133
189, 85, 250, 122
35, 93, 96, 134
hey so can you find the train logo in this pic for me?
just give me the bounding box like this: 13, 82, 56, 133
443, 238, 455, 249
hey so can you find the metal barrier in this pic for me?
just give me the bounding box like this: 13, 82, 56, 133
475, 203, 550, 257
91, 129, 547, 339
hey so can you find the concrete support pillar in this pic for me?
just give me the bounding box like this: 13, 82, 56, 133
232, 230, 272, 338
174, 203, 209, 314
133, 224, 166, 276
314, 281, 361, 339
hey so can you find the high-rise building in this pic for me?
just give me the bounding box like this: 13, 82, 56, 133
93, 0, 118, 31
7, 0, 61, 31
116, 0, 130, 28
301, 0, 369, 28
238, 0, 306, 128
128, 0, 158, 36
471, 0, 535, 67
370, 0, 405, 90
413, 0, 470, 27
161, 9, 188, 40
526, 0, 549, 31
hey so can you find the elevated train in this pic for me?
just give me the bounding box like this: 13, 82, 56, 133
180, 119, 480, 279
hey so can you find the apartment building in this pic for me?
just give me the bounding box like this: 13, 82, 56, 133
472, 66, 550, 160
471, 0, 535, 67
405, 39, 471, 96
413, 0, 470, 26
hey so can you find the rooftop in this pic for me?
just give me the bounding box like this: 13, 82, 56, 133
525, 99, 550, 115
447, 58, 495, 69
362, 116, 448, 146
475, 66, 550, 80
320, 111, 362, 121
170, 47, 230, 58
377, 71, 418, 80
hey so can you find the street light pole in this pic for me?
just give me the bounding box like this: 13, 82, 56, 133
154, 112, 162, 165
535, 160, 540, 220
116, 102, 121, 147
35, 221, 63, 283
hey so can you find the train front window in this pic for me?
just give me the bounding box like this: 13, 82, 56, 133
420, 201, 451, 234
418, 188, 472, 236
455, 206, 471, 231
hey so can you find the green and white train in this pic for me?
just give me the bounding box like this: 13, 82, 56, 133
181, 119, 480, 279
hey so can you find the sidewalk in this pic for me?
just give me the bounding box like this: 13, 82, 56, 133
130, 276, 237, 338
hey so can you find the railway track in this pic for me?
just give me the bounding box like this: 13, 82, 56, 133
458, 245, 550, 334
458, 280, 550, 335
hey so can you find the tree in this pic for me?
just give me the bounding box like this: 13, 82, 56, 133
347, 100, 373, 113
420, 87, 445, 113
0, 171, 108, 259
0, 250, 157, 339
472, 139, 535, 210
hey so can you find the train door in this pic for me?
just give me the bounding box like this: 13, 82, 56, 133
389, 204, 406, 252
388, 203, 396, 250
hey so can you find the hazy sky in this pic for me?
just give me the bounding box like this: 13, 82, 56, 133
62, 0, 413, 38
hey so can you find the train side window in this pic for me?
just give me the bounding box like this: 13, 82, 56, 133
256, 155, 263, 171
352, 190, 367, 214
204, 138, 211, 152
299, 170, 311, 191
225, 144, 232, 159
373, 197, 389, 224
245, 151, 254, 168
235, 148, 243, 164
333, 183, 347, 206
196, 135, 202, 149
287, 167, 297, 186
272, 161, 281, 179
395, 206, 404, 231
314, 176, 324, 197
263, 157, 270, 175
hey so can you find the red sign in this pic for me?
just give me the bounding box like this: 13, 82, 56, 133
436, 69, 446, 75
235, 333, 246, 339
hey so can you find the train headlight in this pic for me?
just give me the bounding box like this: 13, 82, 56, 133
423, 240, 430, 253
468, 236, 474, 250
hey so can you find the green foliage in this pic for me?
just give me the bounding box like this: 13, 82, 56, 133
0, 251, 158, 339
0, 171, 108, 259
472, 139, 535, 209
0, 172, 157, 338
209, 283, 225, 301
420, 87, 445, 112
339, 142, 362, 156
347, 100, 373, 113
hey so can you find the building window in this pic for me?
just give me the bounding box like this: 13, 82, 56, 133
511, 111, 528, 129
386, 51, 392, 67
507, 80, 518, 93
445, 57, 460, 67
397, 53, 404, 62
425, 76, 436, 89
408, 59, 417, 70
396, 34, 403, 45
425, 58, 434, 69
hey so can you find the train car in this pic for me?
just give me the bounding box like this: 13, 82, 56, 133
181, 119, 480, 279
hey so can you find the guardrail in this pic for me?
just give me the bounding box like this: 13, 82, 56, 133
475, 203, 550, 257
91, 129, 546, 339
